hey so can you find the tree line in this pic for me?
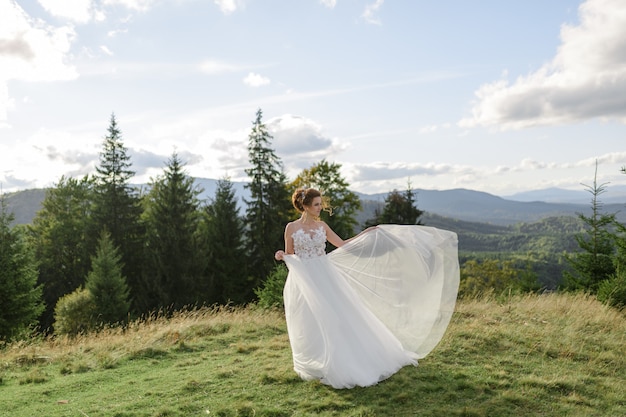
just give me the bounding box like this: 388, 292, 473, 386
2, 111, 625, 342
0, 109, 425, 340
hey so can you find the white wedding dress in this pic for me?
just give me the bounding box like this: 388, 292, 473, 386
282, 224, 459, 389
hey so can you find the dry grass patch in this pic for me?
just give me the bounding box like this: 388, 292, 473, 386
1, 294, 624, 417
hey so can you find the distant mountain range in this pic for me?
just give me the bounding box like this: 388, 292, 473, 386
359, 188, 626, 225
4, 178, 626, 226
503, 185, 626, 205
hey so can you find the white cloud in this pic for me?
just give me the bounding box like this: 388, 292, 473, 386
518, 158, 550, 171
0, 84, 12, 128
0, 127, 100, 190
209, 134, 249, 176
362, 0, 384, 25
572, 151, 626, 168
350, 161, 459, 182
320, 0, 337, 9
108, 28, 128, 37
102, 0, 155, 12
418, 125, 438, 134
0, 33, 34, 60
460, 0, 626, 130
261, 114, 348, 178
345, 152, 626, 194
37, 0, 95, 23
199, 59, 276, 77
0, 1, 78, 123
199, 59, 245, 75
100, 45, 114, 56
243, 72, 270, 87
418, 123, 451, 134
268, 114, 335, 156
213, 0, 243, 15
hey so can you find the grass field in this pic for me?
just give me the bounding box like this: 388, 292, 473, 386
1, 292, 624, 417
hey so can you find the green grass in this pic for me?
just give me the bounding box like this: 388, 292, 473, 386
1, 294, 624, 417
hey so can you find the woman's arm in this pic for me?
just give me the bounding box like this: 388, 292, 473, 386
323, 222, 377, 248
275, 222, 295, 261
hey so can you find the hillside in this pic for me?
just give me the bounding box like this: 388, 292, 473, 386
505, 185, 626, 204
4, 188, 46, 225
359, 188, 626, 225
0, 293, 624, 417
422, 212, 582, 253
5, 181, 626, 227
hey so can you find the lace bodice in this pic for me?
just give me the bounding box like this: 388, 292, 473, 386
292, 226, 327, 259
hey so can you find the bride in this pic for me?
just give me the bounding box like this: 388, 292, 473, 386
274, 187, 459, 389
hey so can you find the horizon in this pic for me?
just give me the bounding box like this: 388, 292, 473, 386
6, 175, 626, 206
1, 0, 626, 196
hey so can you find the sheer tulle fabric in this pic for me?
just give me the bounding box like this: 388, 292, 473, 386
282, 224, 459, 389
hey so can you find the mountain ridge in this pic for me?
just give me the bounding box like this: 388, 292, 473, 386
4, 179, 626, 226
503, 185, 626, 204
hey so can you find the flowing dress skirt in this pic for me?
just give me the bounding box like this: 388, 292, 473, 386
282, 225, 460, 389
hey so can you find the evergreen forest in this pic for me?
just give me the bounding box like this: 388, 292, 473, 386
1, 111, 625, 343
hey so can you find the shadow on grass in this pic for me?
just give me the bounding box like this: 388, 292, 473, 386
329, 364, 541, 417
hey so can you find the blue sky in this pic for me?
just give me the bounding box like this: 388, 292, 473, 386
1, 0, 626, 197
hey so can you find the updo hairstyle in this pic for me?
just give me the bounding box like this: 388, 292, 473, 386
292, 187, 333, 217
292, 187, 322, 213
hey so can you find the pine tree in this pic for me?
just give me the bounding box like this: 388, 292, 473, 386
244, 109, 291, 286
92, 114, 144, 311
595, 163, 626, 308
365, 180, 424, 226
142, 152, 203, 310
291, 159, 361, 240
0, 195, 44, 340
85, 230, 130, 325
563, 162, 616, 292
202, 177, 248, 303
29, 175, 94, 331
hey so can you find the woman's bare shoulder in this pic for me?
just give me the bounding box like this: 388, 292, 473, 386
318, 220, 335, 233
285, 221, 299, 231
